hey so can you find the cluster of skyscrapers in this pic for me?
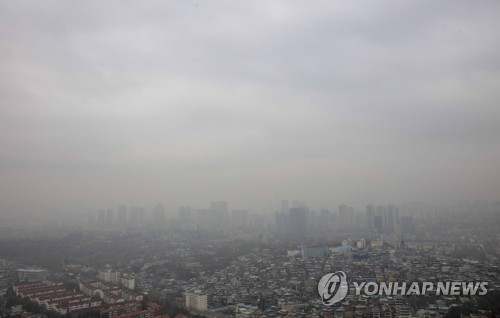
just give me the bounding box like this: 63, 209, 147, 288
53, 200, 422, 240
274, 200, 414, 241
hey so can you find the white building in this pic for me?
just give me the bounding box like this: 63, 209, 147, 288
357, 239, 366, 249
185, 290, 207, 312
121, 275, 135, 290
98, 268, 120, 283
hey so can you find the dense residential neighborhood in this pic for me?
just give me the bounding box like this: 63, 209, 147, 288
1, 201, 499, 317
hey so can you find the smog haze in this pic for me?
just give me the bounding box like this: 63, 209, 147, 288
1, 1, 500, 215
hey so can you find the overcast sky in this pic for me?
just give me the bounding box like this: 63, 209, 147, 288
1, 1, 500, 215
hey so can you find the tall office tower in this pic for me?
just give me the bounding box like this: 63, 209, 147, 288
275, 211, 288, 237
97, 209, 106, 227
106, 209, 114, 227
318, 208, 332, 233
117, 205, 128, 228
339, 204, 349, 230
354, 210, 365, 228
386, 205, 399, 233
348, 207, 355, 229
280, 200, 290, 213
288, 206, 310, 241
376, 205, 387, 233
308, 210, 317, 234
152, 203, 166, 226
366, 204, 376, 229
373, 215, 383, 233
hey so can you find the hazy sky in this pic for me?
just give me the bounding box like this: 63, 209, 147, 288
1, 1, 500, 215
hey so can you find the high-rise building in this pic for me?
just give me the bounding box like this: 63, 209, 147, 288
318, 208, 333, 233
357, 239, 366, 248
99, 267, 121, 283
374, 215, 383, 233
275, 211, 288, 237
185, 290, 208, 312
117, 205, 127, 228
288, 207, 309, 240
339, 204, 350, 229
386, 205, 399, 233
121, 274, 135, 290
376, 205, 387, 233
366, 204, 376, 229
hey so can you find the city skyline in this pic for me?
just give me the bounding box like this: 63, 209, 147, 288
1, 1, 499, 317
